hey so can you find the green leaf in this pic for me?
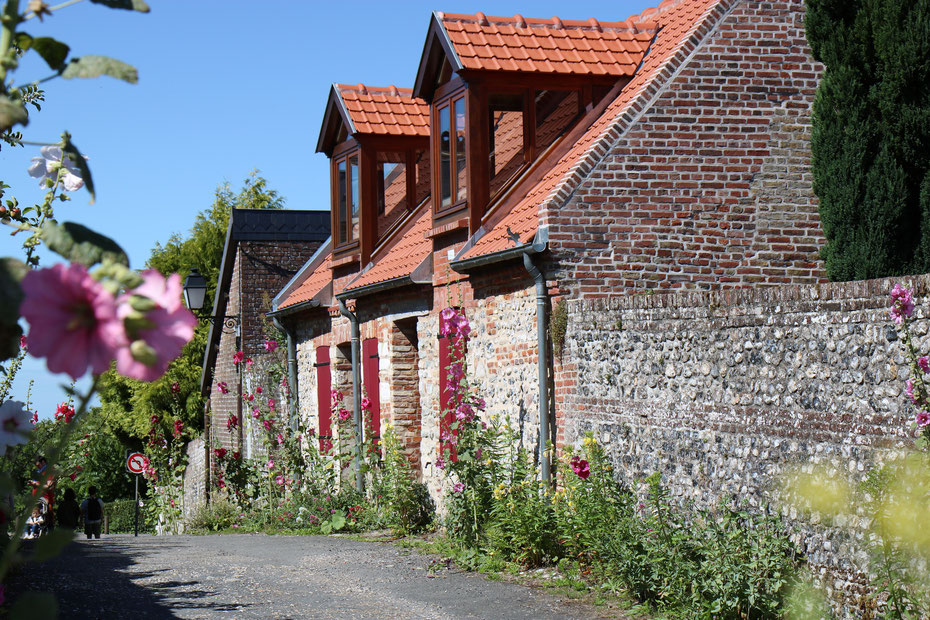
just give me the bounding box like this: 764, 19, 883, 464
330, 511, 346, 531
13, 32, 33, 51
89, 0, 150, 12
31, 36, 71, 71
42, 221, 129, 267
62, 137, 95, 202
31, 528, 75, 562
0, 95, 28, 131
61, 55, 138, 84
9, 592, 58, 620
0, 257, 26, 318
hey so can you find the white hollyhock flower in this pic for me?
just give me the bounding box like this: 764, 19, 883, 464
0, 400, 32, 456
27, 145, 87, 191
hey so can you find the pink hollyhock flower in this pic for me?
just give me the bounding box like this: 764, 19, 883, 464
474, 397, 486, 411
276, 433, 284, 445
30, 411, 38, 425
917, 411, 930, 427
246, 394, 254, 402
245, 357, 253, 366
55, 403, 75, 423
570, 456, 590, 480
452, 482, 465, 494
214, 448, 227, 459
434, 457, 445, 470
216, 381, 229, 394
449, 363, 464, 380
890, 283, 915, 324
170, 382, 181, 394
252, 406, 260, 419
266, 459, 275, 470
339, 408, 351, 421
264, 339, 278, 352
275, 474, 285, 485
232, 451, 240, 460
226, 415, 238, 430
28, 145, 87, 191
919, 357, 930, 374
217, 480, 225, 489
0, 401, 31, 455
455, 314, 470, 336
21, 263, 127, 379
906, 379, 917, 403
441, 307, 456, 322
116, 270, 197, 381
69, 472, 77, 481
233, 351, 244, 365
256, 386, 263, 394
262, 419, 273, 431
173, 420, 184, 437
19, 335, 26, 349
268, 398, 276, 411
360, 397, 371, 410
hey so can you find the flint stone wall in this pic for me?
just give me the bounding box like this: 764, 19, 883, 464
182, 436, 207, 522
558, 275, 927, 610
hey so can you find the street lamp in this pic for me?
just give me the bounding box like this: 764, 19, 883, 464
182, 269, 239, 329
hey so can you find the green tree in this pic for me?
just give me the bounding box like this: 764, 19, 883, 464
807, 0, 930, 280
96, 174, 284, 439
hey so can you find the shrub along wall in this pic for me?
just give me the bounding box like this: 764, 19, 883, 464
557, 275, 928, 610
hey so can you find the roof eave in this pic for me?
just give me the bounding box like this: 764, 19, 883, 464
451, 227, 548, 272
316, 84, 356, 155
413, 12, 464, 101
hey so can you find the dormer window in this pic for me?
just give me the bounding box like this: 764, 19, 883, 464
333, 148, 360, 247
435, 92, 467, 213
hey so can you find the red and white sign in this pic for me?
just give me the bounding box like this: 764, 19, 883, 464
126, 452, 147, 475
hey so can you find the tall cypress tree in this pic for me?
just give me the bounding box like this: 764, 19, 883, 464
807, 0, 930, 280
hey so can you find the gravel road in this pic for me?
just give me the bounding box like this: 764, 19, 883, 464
6, 533, 611, 619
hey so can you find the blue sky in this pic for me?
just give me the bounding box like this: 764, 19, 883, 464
2, 0, 649, 417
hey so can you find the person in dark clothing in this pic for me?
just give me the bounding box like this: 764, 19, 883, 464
56, 488, 81, 530
80, 486, 104, 539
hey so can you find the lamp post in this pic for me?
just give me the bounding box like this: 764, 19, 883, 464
183, 269, 240, 330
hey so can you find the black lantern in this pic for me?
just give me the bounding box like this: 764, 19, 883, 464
182, 269, 208, 311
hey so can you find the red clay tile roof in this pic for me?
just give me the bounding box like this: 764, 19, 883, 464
277, 250, 332, 310
336, 84, 430, 137
458, 0, 729, 261
439, 12, 655, 76
343, 203, 433, 293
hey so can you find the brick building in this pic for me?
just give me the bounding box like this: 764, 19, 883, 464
200, 208, 329, 488
267, 0, 895, 607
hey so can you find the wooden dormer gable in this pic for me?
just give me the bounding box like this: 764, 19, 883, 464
413, 11, 657, 234
316, 84, 431, 265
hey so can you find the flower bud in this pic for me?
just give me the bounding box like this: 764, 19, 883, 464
128, 294, 158, 313
129, 339, 158, 366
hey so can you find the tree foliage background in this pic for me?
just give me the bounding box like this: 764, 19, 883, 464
807, 0, 930, 280
95, 174, 284, 439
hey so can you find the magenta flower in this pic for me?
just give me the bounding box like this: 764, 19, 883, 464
275, 474, 286, 485
266, 459, 275, 470
276, 433, 284, 445
268, 398, 276, 411
441, 307, 456, 322
906, 379, 917, 403
226, 415, 238, 430
262, 418, 274, 431
55, 403, 75, 423
116, 270, 197, 381
917, 411, 930, 428
452, 482, 465, 494
890, 283, 915, 324
252, 406, 260, 419
173, 420, 184, 437
338, 408, 351, 421
361, 397, 371, 410
264, 339, 278, 352
919, 357, 930, 374
256, 386, 263, 394
216, 381, 229, 394
233, 351, 244, 365
570, 456, 590, 480
455, 314, 470, 337
434, 457, 445, 470
21, 263, 127, 379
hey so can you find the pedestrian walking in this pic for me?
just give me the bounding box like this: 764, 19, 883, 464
57, 488, 81, 530
80, 486, 104, 539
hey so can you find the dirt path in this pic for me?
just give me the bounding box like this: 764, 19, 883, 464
5, 533, 615, 619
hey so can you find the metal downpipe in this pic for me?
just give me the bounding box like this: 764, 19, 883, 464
522, 252, 551, 482
271, 316, 299, 431
337, 298, 364, 493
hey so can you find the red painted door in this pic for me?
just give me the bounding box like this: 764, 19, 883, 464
362, 338, 381, 448
315, 346, 332, 453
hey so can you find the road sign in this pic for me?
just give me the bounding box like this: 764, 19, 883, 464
126, 452, 147, 475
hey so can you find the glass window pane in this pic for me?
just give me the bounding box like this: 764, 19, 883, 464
349, 155, 359, 241
488, 93, 524, 196
454, 97, 467, 203
337, 159, 347, 244
439, 104, 451, 208
535, 90, 579, 152
376, 151, 408, 239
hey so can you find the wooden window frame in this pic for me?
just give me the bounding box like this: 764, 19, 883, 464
331, 142, 361, 252
432, 84, 468, 219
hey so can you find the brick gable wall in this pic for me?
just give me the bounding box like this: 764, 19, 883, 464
548, 0, 828, 297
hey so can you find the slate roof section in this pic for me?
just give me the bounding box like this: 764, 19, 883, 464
456, 0, 731, 263
230, 208, 330, 242
336, 84, 430, 137
440, 12, 655, 76
342, 202, 433, 294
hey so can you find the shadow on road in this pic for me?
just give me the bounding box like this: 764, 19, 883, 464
5, 535, 249, 617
